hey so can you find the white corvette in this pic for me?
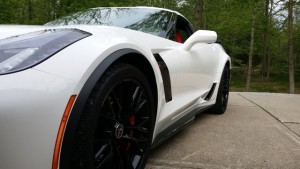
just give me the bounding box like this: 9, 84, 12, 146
0, 7, 230, 169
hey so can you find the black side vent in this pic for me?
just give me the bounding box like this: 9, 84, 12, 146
154, 54, 172, 102
204, 83, 217, 101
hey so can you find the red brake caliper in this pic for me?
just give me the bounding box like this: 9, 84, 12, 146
126, 115, 135, 150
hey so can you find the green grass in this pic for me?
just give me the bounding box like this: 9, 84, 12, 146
230, 66, 300, 94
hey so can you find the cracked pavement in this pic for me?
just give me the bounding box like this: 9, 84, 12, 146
145, 92, 300, 169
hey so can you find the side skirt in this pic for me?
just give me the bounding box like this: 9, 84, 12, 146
151, 105, 213, 149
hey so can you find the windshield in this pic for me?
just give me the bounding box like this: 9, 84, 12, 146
46, 8, 173, 37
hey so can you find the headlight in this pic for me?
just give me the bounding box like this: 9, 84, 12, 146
0, 29, 91, 75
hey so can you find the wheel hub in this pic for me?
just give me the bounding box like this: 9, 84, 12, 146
114, 123, 124, 139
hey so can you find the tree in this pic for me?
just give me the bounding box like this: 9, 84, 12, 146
246, 11, 256, 91
261, 0, 270, 79
0, 0, 299, 93
194, 0, 204, 30
288, 0, 295, 93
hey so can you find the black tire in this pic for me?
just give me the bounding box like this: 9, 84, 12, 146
71, 63, 155, 169
209, 65, 230, 114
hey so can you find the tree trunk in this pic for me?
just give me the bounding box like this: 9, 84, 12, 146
261, 0, 270, 79
28, 0, 33, 22
194, 0, 204, 30
52, 0, 57, 19
246, 14, 256, 92
288, 0, 295, 94
267, 48, 271, 78
266, 0, 274, 79
203, 7, 208, 29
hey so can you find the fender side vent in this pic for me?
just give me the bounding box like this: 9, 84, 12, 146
154, 54, 172, 102
204, 83, 216, 101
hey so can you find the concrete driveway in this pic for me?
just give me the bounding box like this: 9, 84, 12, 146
146, 92, 300, 169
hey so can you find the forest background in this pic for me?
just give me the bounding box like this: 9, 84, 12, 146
0, 0, 299, 93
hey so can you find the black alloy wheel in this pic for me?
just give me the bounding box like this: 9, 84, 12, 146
210, 65, 230, 114
72, 63, 154, 169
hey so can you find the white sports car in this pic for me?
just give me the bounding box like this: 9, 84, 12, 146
0, 7, 230, 169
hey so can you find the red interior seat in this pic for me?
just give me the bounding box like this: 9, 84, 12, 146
175, 31, 183, 43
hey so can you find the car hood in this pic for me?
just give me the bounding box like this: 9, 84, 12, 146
0, 24, 180, 51
0, 24, 180, 83
0, 25, 47, 39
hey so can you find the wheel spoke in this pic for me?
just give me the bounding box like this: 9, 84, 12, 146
95, 144, 114, 169
108, 96, 117, 119
130, 86, 139, 108
123, 135, 148, 144
101, 98, 116, 121
124, 137, 145, 168
101, 85, 124, 121
119, 137, 144, 169
117, 146, 135, 169
125, 117, 150, 134
98, 104, 115, 121
111, 85, 123, 117
130, 86, 143, 111
125, 126, 149, 134
137, 100, 147, 112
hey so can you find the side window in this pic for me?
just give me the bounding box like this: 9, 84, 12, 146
165, 13, 176, 41
175, 16, 194, 43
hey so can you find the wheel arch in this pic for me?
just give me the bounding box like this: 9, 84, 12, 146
115, 53, 158, 110
59, 48, 158, 169
225, 59, 231, 78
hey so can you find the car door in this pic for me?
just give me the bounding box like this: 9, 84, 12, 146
157, 15, 218, 123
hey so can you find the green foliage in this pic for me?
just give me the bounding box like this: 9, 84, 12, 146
230, 66, 300, 93
0, 0, 299, 93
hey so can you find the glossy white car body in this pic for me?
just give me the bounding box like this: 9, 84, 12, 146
0, 7, 230, 169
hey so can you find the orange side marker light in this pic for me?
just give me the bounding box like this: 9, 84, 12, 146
52, 95, 76, 169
